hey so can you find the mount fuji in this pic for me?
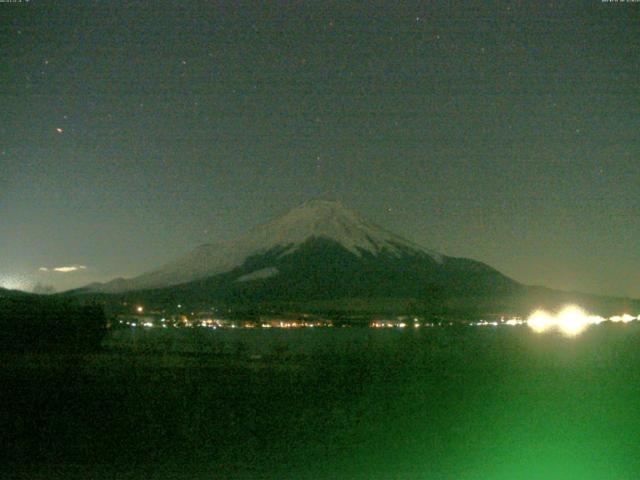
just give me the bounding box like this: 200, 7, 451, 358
76, 200, 638, 316
90, 200, 443, 291
71, 200, 532, 315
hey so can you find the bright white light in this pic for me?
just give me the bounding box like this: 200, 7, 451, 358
528, 310, 555, 333
613, 314, 636, 323
557, 306, 590, 337
622, 314, 634, 323
527, 305, 613, 337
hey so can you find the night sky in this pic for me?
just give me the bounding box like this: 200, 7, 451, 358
1, 1, 638, 297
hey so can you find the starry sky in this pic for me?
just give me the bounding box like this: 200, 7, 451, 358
1, 1, 639, 297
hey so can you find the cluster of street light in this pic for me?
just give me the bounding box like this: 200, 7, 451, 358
471, 306, 639, 337
125, 304, 637, 337
525, 306, 638, 337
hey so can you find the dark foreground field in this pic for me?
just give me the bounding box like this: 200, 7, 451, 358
3, 325, 640, 479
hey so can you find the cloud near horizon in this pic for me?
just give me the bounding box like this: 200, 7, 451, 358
38, 265, 88, 273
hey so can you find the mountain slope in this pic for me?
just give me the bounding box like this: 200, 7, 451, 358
88, 200, 447, 293
165, 236, 519, 304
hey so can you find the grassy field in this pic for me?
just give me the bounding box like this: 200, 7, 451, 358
3, 325, 640, 479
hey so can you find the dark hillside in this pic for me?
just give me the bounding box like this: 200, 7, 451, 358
0, 295, 107, 352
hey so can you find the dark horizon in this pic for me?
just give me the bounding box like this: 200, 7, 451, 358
2, 1, 639, 297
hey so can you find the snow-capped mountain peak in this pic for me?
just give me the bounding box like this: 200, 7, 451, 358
243, 199, 440, 258
87, 200, 443, 293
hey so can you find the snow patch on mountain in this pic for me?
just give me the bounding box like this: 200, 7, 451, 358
236, 267, 279, 282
